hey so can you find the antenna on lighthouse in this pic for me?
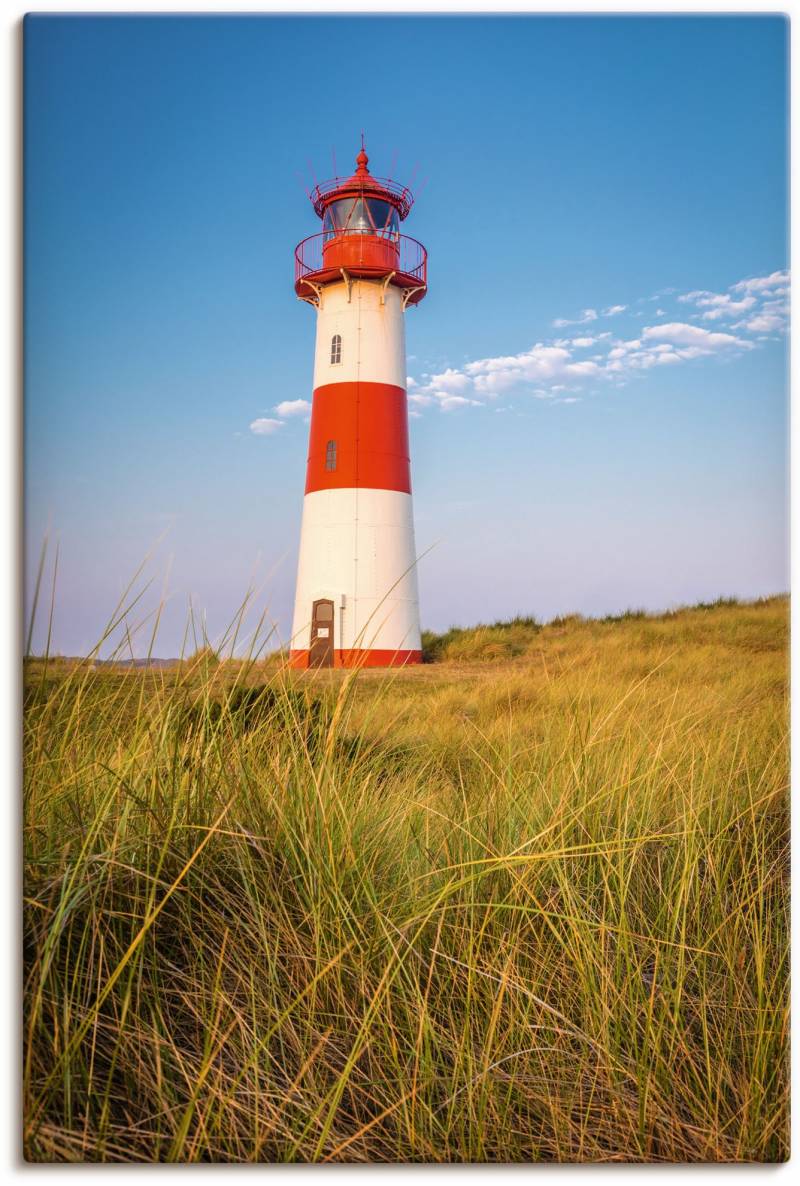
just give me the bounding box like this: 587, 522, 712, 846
294, 170, 312, 201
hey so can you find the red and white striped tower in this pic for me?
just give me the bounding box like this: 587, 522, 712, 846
289, 144, 427, 668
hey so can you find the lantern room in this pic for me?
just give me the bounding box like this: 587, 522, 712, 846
294, 144, 427, 307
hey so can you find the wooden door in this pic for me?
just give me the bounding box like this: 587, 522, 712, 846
309, 599, 334, 668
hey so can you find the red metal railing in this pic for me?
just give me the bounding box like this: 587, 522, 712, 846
310, 176, 414, 220
295, 232, 427, 290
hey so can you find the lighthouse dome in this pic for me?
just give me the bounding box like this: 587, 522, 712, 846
310, 143, 415, 223
295, 142, 427, 308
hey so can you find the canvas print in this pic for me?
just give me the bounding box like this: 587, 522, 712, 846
23, 13, 788, 1163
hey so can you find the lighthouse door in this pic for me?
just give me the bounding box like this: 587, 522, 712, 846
309, 599, 335, 668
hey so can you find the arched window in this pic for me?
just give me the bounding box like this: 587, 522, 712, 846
330, 334, 342, 365
325, 440, 337, 471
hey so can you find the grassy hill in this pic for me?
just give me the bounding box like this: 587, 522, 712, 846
420, 595, 781, 663
23, 596, 788, 1161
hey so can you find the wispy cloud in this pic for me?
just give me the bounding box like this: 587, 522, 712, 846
250, 418, 283, 436
678, 291, 756, 321
405, 268, 786, 417
641, 322, 752, 352
463, 344, 600, 396
552, 308, 598, 328
274, 399, 311, 418
730, 269, 789, 294
735, 311, 785, 333
440, 395, 481, 412
552, 303, 626, 328
249, 398, 311, 436
677, 271, 789, 334
427, 367, 471, 394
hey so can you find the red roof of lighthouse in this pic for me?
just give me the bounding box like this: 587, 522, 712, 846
309, 143, 415, 221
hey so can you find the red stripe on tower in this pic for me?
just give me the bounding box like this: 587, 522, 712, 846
305, 382, 411, 494
288, 647, 422, 670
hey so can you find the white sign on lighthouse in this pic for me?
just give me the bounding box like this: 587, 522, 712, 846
289, 144, 427, 669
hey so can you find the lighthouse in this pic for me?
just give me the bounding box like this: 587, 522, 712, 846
289, 144, 427, 668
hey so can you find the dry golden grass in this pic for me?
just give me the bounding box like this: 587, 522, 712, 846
23, 596, 788, 1161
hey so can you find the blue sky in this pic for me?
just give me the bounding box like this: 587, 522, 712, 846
24, 13, 788, 657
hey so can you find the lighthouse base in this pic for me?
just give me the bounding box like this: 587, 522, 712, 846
288, 647, 422, 671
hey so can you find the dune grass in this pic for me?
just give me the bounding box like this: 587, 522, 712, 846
23, 596, 788, 1162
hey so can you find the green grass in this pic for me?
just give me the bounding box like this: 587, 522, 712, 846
23, 596, 789, 1161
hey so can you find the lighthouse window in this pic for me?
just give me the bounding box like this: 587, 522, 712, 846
330, 334, 342, 365
326, 200, 350, 232
327, 197, 371, 235
324, 196, 400, 237
349, 199, 371, 233
325, 440, 337, 471
323, 197, 399, 239
366, 199, 399, 237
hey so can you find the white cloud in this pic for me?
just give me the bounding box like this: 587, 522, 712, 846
552, 308, 598, 328
676, 271, 788, 337
730, 270, 789, 293
427, 367, 470, 393
406, 376, 417, 387
737, 312, 786, 334
701, 301, 756, 321
274, 399, 311, 418
439, 395, 480, 412
641, 322, 751, 352
565, 360, 601, 377
404, 268, 786, 420
554, 304, 625, 328
466, 344, 574, 395
679, 289, 757, 319
732, 292, 789, 335
250, 418, 283, 436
